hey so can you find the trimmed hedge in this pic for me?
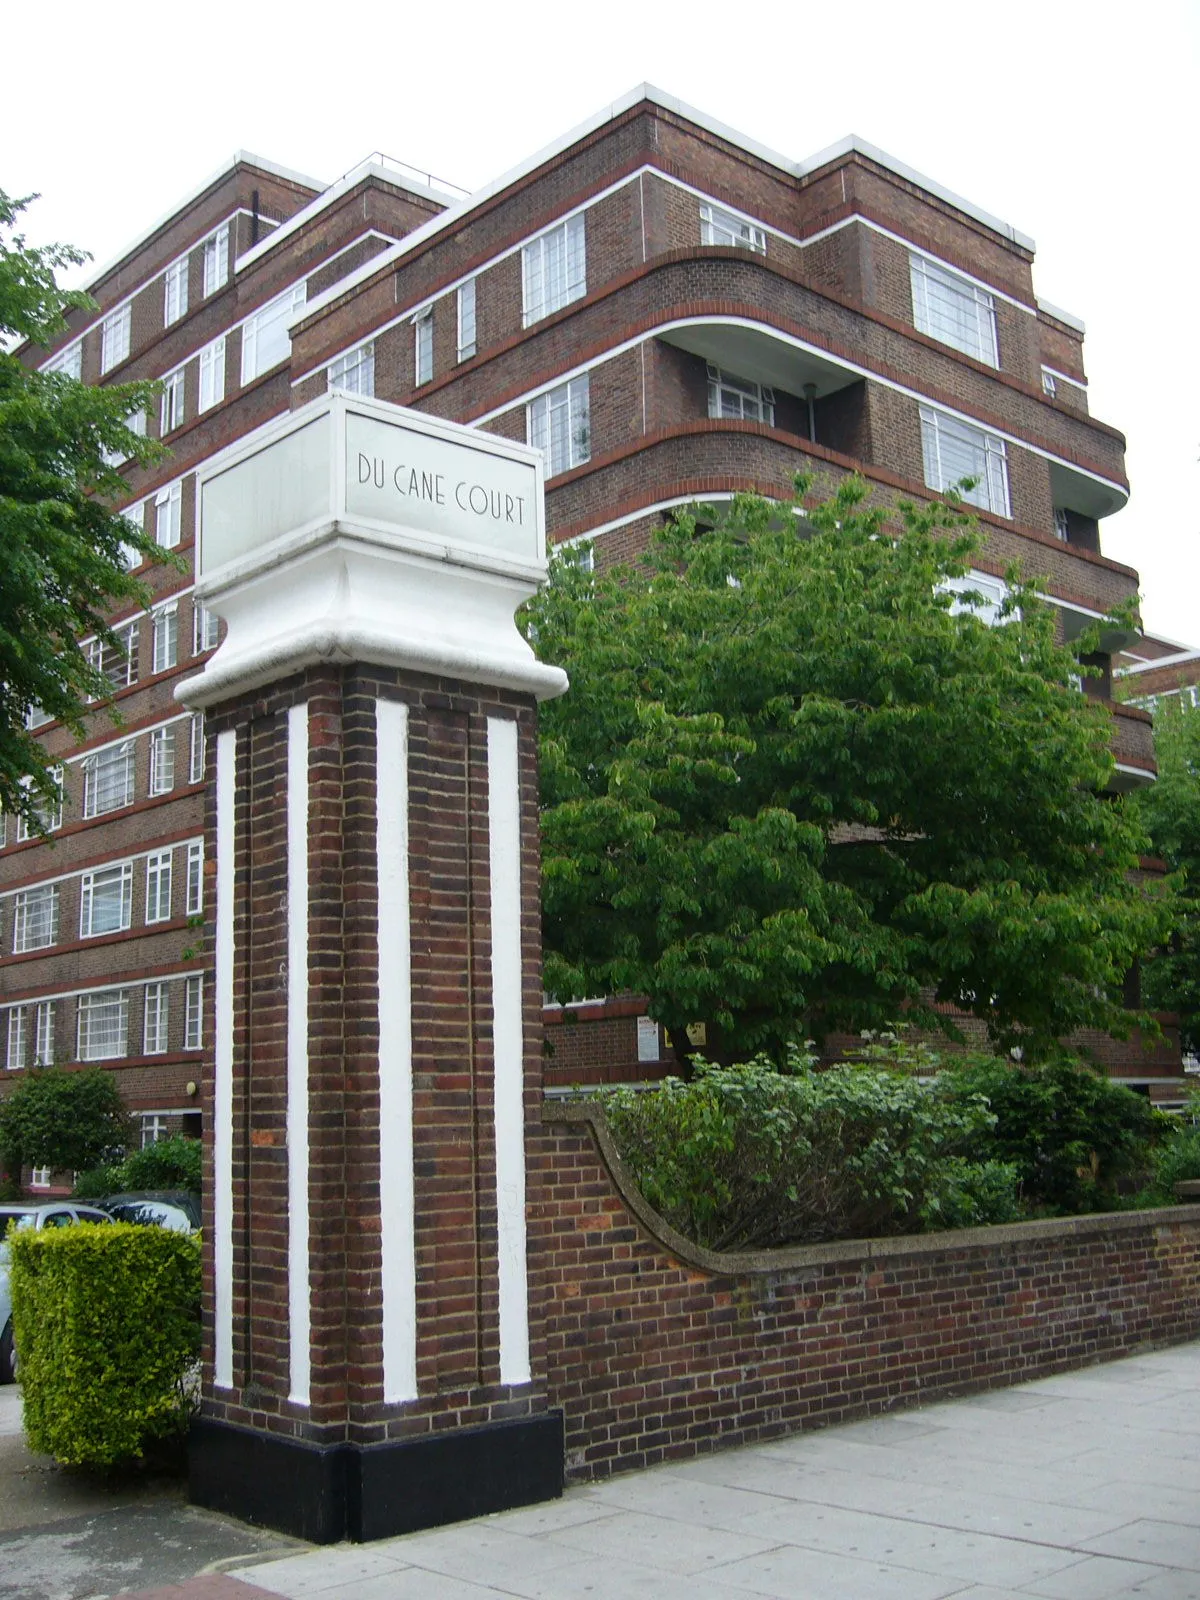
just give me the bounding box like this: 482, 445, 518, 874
9, 1223, 201, 1466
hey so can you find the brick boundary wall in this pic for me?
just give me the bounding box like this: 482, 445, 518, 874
533, 1102, 1200, 1482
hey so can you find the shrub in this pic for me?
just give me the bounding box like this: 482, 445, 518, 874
9, 1223, 201, 1467
73, 1136, 201, 1202
1140, 1114, 1200, 1204
0, 1068, 130, 1186
602, 1047, 1019, 1250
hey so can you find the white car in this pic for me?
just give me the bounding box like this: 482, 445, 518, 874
0, 1202, 112, 1384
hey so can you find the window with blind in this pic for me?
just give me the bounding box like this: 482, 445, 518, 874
527, 376, 590, 478
909, 255, 998, 368
13, 884, 59, 953
328, 343, 374, 396
146, 850, 173, 923
199, 337, 226, 412
707, 365, 775, 424
80, 862, 133, 938
699, 203, 766, 254
522, 214, 586, 327
241, 284, 306, 384
77, 990, 129, 1061
83, 742, 136, 818
919, 406, 1010, 518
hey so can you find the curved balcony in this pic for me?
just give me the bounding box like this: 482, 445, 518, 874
1109, 702, 1156, 790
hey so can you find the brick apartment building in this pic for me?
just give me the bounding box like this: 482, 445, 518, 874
1118, 630, 1200, 710
2, 84, 1181, 1166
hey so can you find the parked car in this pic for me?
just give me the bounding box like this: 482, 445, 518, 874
0, 1202, 113, 1384
98, 1191, 201, 1233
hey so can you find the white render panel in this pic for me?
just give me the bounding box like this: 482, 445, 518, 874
487, 715, 531, 1386
214, 728, 237, 1389
377, 697, 418, 1403
286, 704, 312, 1406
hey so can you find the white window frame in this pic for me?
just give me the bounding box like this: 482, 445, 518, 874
154, 481, 183, 549
184, 974, 203, 1050
940, 570, 1012, 628
120, 501, 145, 571
5, 1010, 26, 1072
152, 603, 178, 674
241, 283, 306, 385
198, 336, 226, 413
29, 1167, 51, 1189
193, 602, 219, 656
919, 406, 1011, 519
45, 340, 82, 380
163, 258, 189, 327
160, 367, 186, 435
77, 989, 129, 1062
203, 224, 230, 297
16, 769, 64, 839
527, 375, 590, 478
33, 1001, 54, 1067
82, 741, 136, 818
80, 861, 133, 938
910, 254, 999, 368
1042, 369, 1058, 398
186, 840, 204, 915
699, 203, 767, 253
12, 884, 59, 954
457, 278, 476, 362
189, 713, 206, 784
149, 727, 176, 797
1054, 508, 1070, 542
328, 342, 374, 396
141, 1111, 170, 1147
146, 849, 173, 924
25, 704, 53, 731
414, 309, 433, 386
521, 214, 586, 327
87, 618, 139, 694
143, 983, 170, 1055
707, 364, 775, 425
100, 303, 131, 374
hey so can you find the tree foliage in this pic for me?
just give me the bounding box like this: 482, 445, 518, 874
526, 477, 1171, 1062
0, 1066, 131, 1181
0, 189, 165, 830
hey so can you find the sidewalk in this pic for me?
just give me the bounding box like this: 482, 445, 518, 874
7, 1341, 1200, 1599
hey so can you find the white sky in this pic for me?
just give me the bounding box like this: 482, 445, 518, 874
7, 0, 1197, 644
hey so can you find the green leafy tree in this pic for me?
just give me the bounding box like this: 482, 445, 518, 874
526, 477, 1171, 1063
1129, 696, 1200, 1052
0, 1066, 131, 1184
0, 189, 164, 831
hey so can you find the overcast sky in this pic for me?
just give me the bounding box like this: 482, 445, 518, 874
7, 0, 1197, 645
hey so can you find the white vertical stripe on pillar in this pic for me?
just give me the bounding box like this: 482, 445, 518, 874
286, 703, 311, 1406
376, 698, 417, 1403
214, 726, 236, 1390
487, 715, 531, 1386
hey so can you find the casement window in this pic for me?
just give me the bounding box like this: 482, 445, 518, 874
16, 769, 64, 839
34, 1001, 54, 1066
189, 713, 206, 784
186, 840, 204, 914
241, 283, 306, 384
146, 849, 173, 923
143, 983, 169, 1055
699, 202, 767, 254
707, 364, 775, 424
6, 1010, 27, 1071
203, 224, 229, 296
29, 1168, 51, 1189
80, 861, 133, 938
82, 741, 136, 818
77, 989, 129, 1061
528, 375, 590, 478
45, 340, 82, 380
12, 884, 59, 953
163, 258, 189, 326
193, 602, 219, 655
909, 255, 998, 368
100, 303, 131, 373
149, 727, 176, 796
1042, 369, 1058, 398
198, 336, 226, 413
1054, 508, 1071, 542
328, 343, 374, 396
152, 604, 178, 673
414, 310, 433, 386
25, 704, 53, 731
155, 481, 183, 549
120, 501, 145, 571
184, 975, 203, 1050
160, 367, 186, 434
87, 619, 139, 694
103, 403, 149, 469
457, 278, 476, 361
919, 406, 1011, 518
940, 570, 1011, 628
141, 1112, 170, 1147
522, 214, 586, 327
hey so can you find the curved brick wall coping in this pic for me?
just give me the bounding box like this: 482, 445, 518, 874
544, 1097, 1200, 1277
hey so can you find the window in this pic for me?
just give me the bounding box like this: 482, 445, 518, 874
103, 403, 149, 469
87, 619, 139, 693
193, 603, 219, 656
5, 1010, 26, 1071
414, 310, 433, 386
146, 849, 173, 923
184, 975, 203, 1049
528, 375, 590, 477
163, 258, 189, 326
83, 741, 136, 817
80, 862, 133, 937
699, 203, 766, 254
457, 278, 476, 361
707, 364, 775, 424
241, 283, 306, 384
189, 713, 206, 784
203, 224, 229, 296
143, 984, 169, 1055
1042, 369, 1058, 398
149, 728, 175, 796
199, 336, 226, 412
919, 407, 1011, 518
152, 604, 178, 673
328, 343, 374, 396
940, 571, 1011, 628
16, 769, 63, 839
141, 1112, 170, 1147
13, 884, 59, 953
155, 481, 183, 549
522, 214, 586, 327
77, 990, 129, 1061
910, 255, 998, 368
120, 501, 144, 571
160, 367, 186, 434
186, 840, 204, 914
34, 1002, 54, 1066
25, 704, 53, 731
100, 303, 131, 373
45, 340, 82, 380
29, 1168, 50, 1189
1054, 508, 1070, 542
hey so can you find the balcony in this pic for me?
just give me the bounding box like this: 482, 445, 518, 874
1109, 702, 1156, 790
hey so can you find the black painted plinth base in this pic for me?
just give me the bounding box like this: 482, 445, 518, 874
189, 1411, 565, 1544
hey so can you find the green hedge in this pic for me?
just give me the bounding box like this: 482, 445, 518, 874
9, 1223, 201, 1466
